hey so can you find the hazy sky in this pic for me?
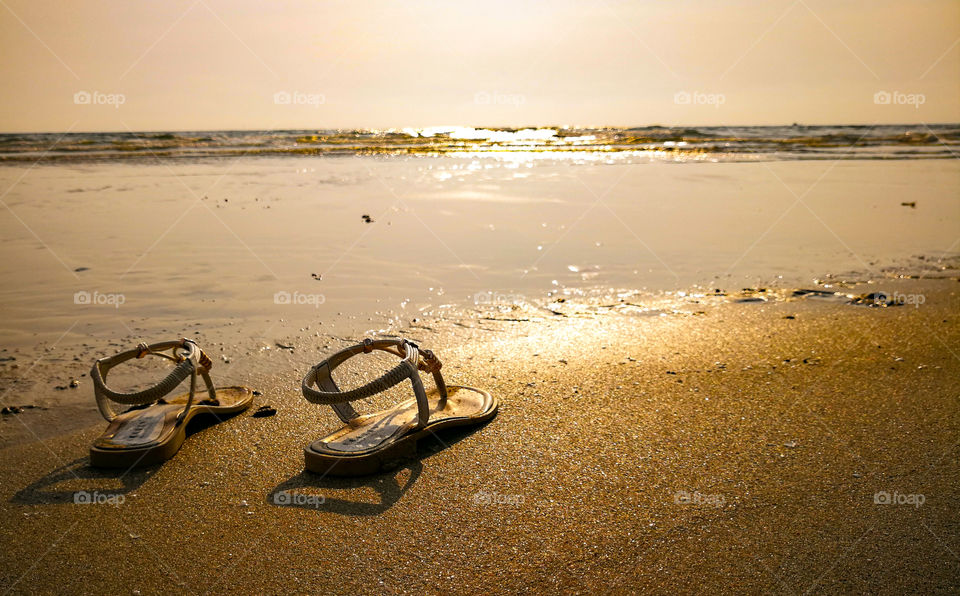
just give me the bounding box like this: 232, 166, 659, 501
1, 0, 958, 132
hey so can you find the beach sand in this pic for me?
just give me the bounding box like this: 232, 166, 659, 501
1, 277, 958, 593
1, 154, 958, 592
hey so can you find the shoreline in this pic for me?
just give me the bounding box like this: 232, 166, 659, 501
2, 262, 958, 449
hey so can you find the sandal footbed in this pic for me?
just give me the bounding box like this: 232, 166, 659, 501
89, 386, 253, 468
305, 385, 497, 476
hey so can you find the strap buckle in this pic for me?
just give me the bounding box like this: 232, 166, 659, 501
418, 348, 441, 373
173, 338, 199, 364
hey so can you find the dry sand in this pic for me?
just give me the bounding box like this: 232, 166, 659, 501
1, 277, 958, 594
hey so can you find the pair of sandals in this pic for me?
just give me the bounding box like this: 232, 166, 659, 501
89, 337, 498, 476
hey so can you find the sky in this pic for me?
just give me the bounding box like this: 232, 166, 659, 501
1, 0, 958, 132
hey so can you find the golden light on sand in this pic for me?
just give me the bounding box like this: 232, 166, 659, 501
0, 1, 958, 593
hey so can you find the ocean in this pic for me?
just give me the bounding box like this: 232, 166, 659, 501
1, 124, 957, 163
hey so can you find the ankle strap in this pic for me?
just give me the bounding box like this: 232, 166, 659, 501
90, 338, 215, 423
301, 338, 447, 430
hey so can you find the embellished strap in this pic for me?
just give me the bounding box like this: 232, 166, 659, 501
301, 338, 447, 430
90, 338, 215, 422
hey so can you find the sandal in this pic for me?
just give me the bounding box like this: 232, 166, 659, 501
301, 338, 498, 476
89, 338, 254, 468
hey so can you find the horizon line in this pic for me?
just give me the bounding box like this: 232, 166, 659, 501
2, 121, 959, 135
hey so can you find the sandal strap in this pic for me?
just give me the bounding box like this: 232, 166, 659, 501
90, 338, 216, 422
301, 338, 447, 429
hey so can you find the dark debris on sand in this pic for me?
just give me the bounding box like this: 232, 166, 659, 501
251, 405, 277, 418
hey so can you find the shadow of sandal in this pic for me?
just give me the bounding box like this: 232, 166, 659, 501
10, 408, 249, 506
10, 456, 156, 505
267, 460, 423, 515
267, 421, 491, 515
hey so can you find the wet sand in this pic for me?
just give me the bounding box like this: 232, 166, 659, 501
1, 158, 958, 354
1, 277, 958, 594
